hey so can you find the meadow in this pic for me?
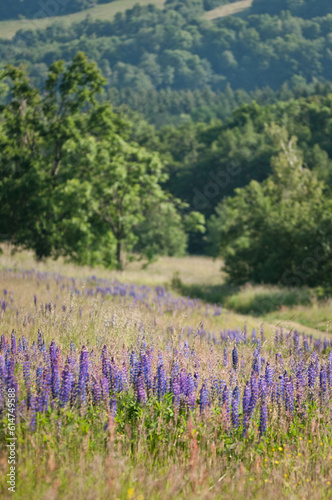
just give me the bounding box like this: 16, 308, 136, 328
0, 248, 332, 499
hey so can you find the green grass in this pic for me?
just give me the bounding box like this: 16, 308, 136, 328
0, 0, 166, 40
0, 244, 330, 336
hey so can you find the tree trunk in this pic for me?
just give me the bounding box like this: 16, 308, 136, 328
116, 240, 123, 270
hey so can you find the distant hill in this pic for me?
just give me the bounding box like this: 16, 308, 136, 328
251, 0, 331, 18
0, 0, 166, 40
1, 0, 332, 127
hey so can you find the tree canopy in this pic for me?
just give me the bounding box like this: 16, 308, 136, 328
0, 53, 202, 268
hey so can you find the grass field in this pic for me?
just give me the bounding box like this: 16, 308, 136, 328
0, 0, 166, 40
0, 244, 329, 337
204, 0, 253, 20
0, 247, 332, 499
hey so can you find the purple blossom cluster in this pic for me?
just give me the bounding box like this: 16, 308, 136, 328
0, 327, 331, 438
1, 269, 222, 318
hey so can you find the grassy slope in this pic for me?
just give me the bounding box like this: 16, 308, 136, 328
204, 0, 253, 20
0, 245, 328, 338
1, 249, 332, 500
0, 0, 166, 40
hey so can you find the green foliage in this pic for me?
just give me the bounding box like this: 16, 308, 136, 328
208, 127, 332, 286
2, 0, 332, 114
0, 53, 191, 268
0, 0, 97, 20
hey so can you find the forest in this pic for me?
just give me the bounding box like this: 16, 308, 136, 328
1, 0, 332, 286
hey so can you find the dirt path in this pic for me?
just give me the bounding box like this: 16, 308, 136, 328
204, 0, 253, 20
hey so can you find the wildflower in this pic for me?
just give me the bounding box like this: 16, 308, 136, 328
231, 386, 240, 429
259, 398, 268, 436
242, 381, 251, 437
200, 382, 208, 414
11, 331, 16, 355
232, 346, 238, 371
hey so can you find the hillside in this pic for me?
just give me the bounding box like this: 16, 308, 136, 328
1, 0, 331, 103
0, 0, 166, 40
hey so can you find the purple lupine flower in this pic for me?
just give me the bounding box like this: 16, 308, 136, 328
328, 352, 332, 389
142, 350, 152, 394
232, 346, 238, 371
157, 359, 167, 400
231, 386, 240, 429
304, 338, 310, 353
320, 366, 327, 401
34, 294, 37, 307
249, 373, 258, 416
193, 372, 199, 390
78, 346, 89, 404
242, 381, 251, 437
36, 395, 44, 413
59, 364, 73, 407
188, 391, 196, 412
0, 335, 6, 352
172, 375, 181, 410
0, 354, 5, 411
187, 373, 195, 397
252, 351, 261, 374
308, 362, 316, 389
101, 377, 109, 407
223, 347, 228, 367
200, 382, 208, 414
36, 363, 43, 394
259, 398, 268, 436
121, 362, 128, 392
41, 367, 51, 411
276, 374, 284, 405
11, 331, 16, 355
50, 344, 60, 400
285, 376, 294, 414
6, 357, 15, 391
295, 367, 304, 405
2, 300, 6, 312
91, 376, 101, 406
323, 338, 328, 352
130, 351, 138, 385
101, 345, 108, 378
222, 385, 230, 415
265, 362, 273, 387
242, 381, 251, 416
259, 376, 267, 399
109, 357, 118, 393
37, 330, 43, 352
23, 356, 31, 391
110, 396, 117, 420
22, 336, 28, 352
180, 369, 188, 396
30, 394, 37, 431
136, 373, 146, 404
